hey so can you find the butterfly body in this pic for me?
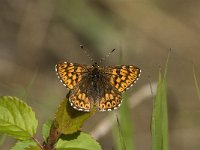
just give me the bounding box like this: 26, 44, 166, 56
55, 61, 141, 112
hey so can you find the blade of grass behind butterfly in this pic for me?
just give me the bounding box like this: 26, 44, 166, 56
112, 48, 135, 150
151, 52, 169, 150
193, 65, 200, 101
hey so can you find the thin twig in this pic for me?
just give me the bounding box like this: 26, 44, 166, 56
32, 136, 44, 150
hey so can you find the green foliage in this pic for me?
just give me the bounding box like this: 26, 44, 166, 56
193, 65, 200, 101
0, 95, 101, 149
0, 96, 38, 140
42, 120, 52, 143
55, 97, 95, 134
151, 55, 169, 150
112, 94, 134, 150
56, 131, 101, 150
11, 140, 38, 150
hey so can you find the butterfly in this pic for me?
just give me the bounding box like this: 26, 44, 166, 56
55, 61, 141, 112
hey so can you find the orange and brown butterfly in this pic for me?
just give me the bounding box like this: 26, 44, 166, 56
55, 61, 141, 112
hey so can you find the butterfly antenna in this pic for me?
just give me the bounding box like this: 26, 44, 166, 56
80, 45, 95, 63
99, 48, 116, 64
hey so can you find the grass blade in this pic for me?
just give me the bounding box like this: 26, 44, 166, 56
112, 49, 134, 150
151, 53, 169, 150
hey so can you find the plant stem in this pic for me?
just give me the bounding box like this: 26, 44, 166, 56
43, 120, 61, 150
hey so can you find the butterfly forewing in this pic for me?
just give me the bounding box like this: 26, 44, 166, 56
55, 62, 89, 89
104, 65, 141, 93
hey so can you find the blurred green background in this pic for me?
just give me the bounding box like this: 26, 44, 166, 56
0, 0, 200, 149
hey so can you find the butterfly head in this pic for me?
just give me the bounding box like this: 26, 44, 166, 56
92, 62, 100, 68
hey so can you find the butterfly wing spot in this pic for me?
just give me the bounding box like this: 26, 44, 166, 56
112, 69, 117, 75
105, 94, 109, 100
85, 103, 90, 109
109, 94, 114, 99
115, 84, 119, 89
60, 64, 67, 69
112, 101, 117, 107
106, 102, 112, 108
68, 85, 73, 89
118, 87, 124, 92
76, 67, 82, 72
66, 79, 71, 85
116, 77, 121, 83
128, 76, 134, 81
80, 101, 84, 107
121, 76, 126, 80
121, 69, 128, 74
72, 75, 77, 80
102, 104, 105, 109
121, 82, 128, 89
126, 79, 131, 84
120, 71, 126, 76
67, 66, 74, 71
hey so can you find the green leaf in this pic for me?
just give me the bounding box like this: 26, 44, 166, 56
56, 131, 101, 150
55, 95, 96, 134
0, 96, 38, 140
151, 54, 169, 150
193, 65, 200, 101
42, 120, 52, 143
11, 140, 39, 150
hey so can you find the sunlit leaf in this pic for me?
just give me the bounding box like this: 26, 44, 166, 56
11, 140, 39, 150
0, 96, 38, 140
56, 131, 101, 150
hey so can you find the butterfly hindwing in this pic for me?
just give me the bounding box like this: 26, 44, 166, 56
97, 88, 122, 111
69, 79, 94, 112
